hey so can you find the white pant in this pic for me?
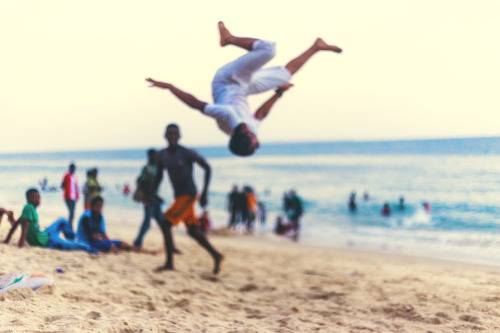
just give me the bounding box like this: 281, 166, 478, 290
212, 39, 292, 98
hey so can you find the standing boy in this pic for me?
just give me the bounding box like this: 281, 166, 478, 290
155, 124, 223, 274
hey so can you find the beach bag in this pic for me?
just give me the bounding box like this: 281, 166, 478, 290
132, 176, 145, 203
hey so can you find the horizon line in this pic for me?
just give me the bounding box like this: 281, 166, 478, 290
1, 135, 499, 156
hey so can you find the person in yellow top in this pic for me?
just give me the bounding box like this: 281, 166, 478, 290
83, 168, 102, 210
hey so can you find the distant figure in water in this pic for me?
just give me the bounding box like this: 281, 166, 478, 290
363, 191, 370, 201
348, 191, 357, 212
423, 202, 431, 214
122, 183, 131, 196
146, 21, 342, 157
39, 177, 48, 191
398, 196, 405, 211
382, 203, 391, 217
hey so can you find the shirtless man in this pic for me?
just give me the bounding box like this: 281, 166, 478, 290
155, 124, 223, 274
146, 21, 342, 156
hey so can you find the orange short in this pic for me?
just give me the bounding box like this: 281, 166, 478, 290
163, 195, 199, 227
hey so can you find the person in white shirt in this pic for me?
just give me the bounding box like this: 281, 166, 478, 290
146, 21, 342, 157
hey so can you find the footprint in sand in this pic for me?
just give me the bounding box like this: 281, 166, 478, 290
45, 315, 64, 323
239, 284, 258, 292
200, 273, 219, 282
435, 312, 452, 320
151, 278, 166, 286
87, 311, 101, 320
459, 314, 481, 324
174, 298, 190, 308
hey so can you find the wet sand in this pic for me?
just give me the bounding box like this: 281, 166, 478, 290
1, 221, 500, 332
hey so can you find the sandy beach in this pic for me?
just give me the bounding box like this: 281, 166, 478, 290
1, 219, 500, 333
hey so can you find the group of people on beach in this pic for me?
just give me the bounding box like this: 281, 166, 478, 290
1, 123, 223, 274
226, 184, 265, 233
2, 22, 341, 274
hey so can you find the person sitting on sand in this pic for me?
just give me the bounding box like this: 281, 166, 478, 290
4, 188, 96, 252
154, 124, 223, 274
146, 21, 342, 157
274, 216, 291, 236
76, 196, 149, 253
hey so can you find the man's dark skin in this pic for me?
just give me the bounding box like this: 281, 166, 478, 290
155, 125, 223, 274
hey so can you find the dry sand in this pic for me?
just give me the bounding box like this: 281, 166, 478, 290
1, 221, 500, 333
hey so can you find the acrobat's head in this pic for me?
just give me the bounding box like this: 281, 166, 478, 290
229, 123, 260, 157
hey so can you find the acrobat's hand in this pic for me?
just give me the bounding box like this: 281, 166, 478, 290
278, 83, 294, 92
146, 78, 171, 89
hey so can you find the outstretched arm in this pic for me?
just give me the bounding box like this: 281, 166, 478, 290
254, 83, 293, 120
146, 78, 208, 112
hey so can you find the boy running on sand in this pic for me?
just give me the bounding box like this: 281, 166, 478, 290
154, 124, 223, 274
146, 21, 342, 156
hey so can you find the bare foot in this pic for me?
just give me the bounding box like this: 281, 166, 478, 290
213, 254, 223, 274
218, 21, 232, 47
314, 38, 342, 53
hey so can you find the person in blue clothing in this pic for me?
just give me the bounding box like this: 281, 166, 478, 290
5, 188, 95, 253
77, 196, 153, 253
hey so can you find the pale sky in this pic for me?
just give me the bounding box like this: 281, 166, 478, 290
1, 0, 499, 153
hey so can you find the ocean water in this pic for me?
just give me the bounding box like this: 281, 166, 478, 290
1, 137, 500, 265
